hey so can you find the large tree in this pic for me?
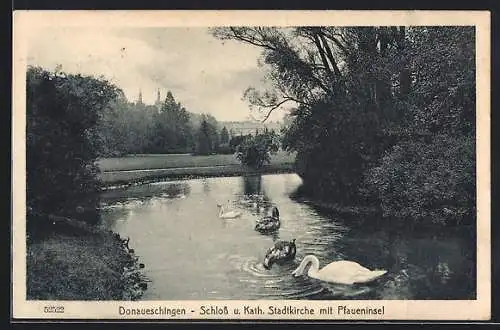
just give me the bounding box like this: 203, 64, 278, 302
195, 114, 220, 155
212, 27, 405, 200
363, 27, 476, 226
220, 126, 230, 145
98, 95, 157, 156
212, 26, 476, 227
27, 66, 119, 227
152, 91, 193, 153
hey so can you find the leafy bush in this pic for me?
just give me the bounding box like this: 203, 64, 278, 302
282, 101, 390, 203
27, 66, 119, 228
194, 117, 219, 155
229, 135, 248, 153
216, 143, 233, 155
364, 134, 475, 226
235, 131, 280, 169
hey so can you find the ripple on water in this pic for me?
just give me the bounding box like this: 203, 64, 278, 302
222, 254, 328, 300
100, 198, 145, 210
229, 253, 378, 300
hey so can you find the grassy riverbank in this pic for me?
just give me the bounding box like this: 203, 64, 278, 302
27, 217, 146, 300
97, 151, 296, 187
98, 151, 295, 172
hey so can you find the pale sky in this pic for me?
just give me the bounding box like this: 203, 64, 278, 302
26, 27, 285, 122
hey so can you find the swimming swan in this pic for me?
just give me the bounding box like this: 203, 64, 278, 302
292, 255, 387, 285
263, 238, 296, 269
217, 204, 242, 219
255, 206, 280, 233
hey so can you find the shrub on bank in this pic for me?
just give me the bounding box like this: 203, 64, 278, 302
364, 134, 475, 227
26, 66, 119, 229
216, 143, 233, 155
235, 131, 280, 169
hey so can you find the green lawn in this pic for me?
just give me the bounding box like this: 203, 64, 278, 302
27, 230, 127, 300
97, 151, 296, 172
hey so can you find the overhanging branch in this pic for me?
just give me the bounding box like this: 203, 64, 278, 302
258, 97, 299, 123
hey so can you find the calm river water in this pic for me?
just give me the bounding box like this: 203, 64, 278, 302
100, 173, 475, 300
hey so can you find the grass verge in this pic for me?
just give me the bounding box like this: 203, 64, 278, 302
97, 151, 296, 172
27, 217, 146, 300
99, 163, 295, 188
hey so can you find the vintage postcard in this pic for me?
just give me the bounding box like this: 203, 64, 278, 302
12, 10, 490, 321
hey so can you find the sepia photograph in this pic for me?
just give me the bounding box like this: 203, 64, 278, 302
12, 10, 490, 320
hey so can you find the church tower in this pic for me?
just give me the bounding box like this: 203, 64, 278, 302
154, 88, 162, 110
137, 88, 143, 105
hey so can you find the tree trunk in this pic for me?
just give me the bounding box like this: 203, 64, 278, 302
396, 27, 411, 98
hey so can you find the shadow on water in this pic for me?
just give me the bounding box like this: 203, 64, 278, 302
243, 174, 262, 195
302, 200, 477, 300
99, 173, 476, 300
100, 181, 191, 204
234, 174, 273, 217
202, 178, 211, 193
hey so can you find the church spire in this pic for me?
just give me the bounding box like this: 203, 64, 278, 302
156, 88, 161, 104
137, 88, 143, 105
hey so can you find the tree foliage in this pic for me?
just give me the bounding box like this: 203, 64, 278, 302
212, 26, 476, 227
27, 66, 119, 227
194, 116, 217, 155
98, 94, 157, 156
235, 130, 280, 169
151, 91, 193, 153
365, 135, 475, 227
362, 27, 476, 226
96, 91, 227, 156
220, 126, 230, 144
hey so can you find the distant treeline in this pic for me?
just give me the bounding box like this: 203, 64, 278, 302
98, 90, 238, 156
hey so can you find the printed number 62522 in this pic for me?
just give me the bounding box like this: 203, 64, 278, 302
44, 306, 65, 313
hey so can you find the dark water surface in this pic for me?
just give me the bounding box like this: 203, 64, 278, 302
100, 173, 475, 300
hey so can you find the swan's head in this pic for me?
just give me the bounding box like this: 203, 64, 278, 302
263, 255, 275, 270
291, 255, 318, 277
263, 249, 281, 270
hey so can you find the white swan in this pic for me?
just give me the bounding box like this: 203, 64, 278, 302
292, 255, 387, 285
217, 204, 242, 219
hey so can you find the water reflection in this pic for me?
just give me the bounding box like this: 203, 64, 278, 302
202, 179, 211, 193
242, 174, 262, 195
100, 173, 476, 300
101, 181, 190, 204
99, 207, 131, 229
235, 174, 275, 219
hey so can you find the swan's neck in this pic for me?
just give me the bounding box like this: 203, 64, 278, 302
218, 206, 224, 217
306, 256, 320, 277
297, 255, 320, 277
